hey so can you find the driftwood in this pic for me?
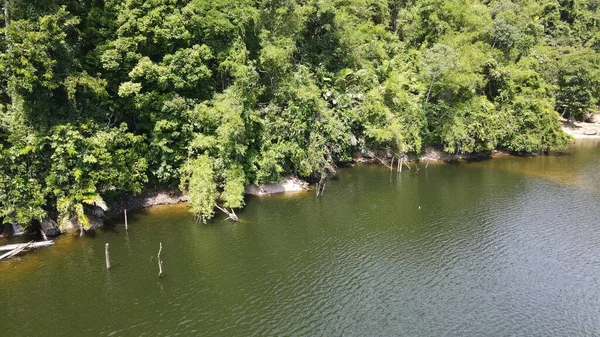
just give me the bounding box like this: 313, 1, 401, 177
0, 240, 54, 252
40, 228, 48, 241
0, 240, 54, 261
157, 242, 164, 278
215, 204, 239, 221
0, 241, 33, 260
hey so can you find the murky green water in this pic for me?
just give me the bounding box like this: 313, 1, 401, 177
2, 140, 600, 336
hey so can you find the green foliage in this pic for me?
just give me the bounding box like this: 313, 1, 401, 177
221, 163, 246, 209
0, 143, 46, 225
1, 0, 596, 224
441, 97, 501, 153
180, 155, 218, 222
45, 123, 148, 229
555, 49, 600, 121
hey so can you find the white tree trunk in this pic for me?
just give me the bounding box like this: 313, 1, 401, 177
3, 0, 8, 41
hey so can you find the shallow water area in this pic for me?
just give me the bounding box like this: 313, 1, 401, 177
1, 140, 600, 336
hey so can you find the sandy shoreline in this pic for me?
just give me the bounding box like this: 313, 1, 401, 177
561, 119, 600, 139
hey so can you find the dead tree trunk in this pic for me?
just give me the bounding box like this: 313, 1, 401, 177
316, 181, 326, 197
375, 156, 393, 170
3, 0, 16, 113
215, 204, 239, 222
316, 172, 328, 197
105, 243, 111, 270
0, 241, 33, 260
3, 0, 8, 41
157, 242, 164, 278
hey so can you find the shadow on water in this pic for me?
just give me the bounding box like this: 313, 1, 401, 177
467, 139, 600, 191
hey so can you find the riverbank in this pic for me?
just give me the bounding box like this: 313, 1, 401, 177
105, 187, 189, 220
353, 146, 509, 166
0, 136, 582, 238
0, 179, 312, 238
561, 118, 600, 139
105, 148, 500, 221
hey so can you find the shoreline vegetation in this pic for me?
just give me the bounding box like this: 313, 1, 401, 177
0, 140, 580, 239
1, 1, 599, 239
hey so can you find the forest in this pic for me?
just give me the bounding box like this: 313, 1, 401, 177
0, 0, 598, 228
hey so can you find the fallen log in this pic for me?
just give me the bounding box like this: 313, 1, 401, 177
215, 204, 239, 222
0, 240, 54, 252
0, 241, 34, 260
0, 240, 55, 261
157, 242, 164, 278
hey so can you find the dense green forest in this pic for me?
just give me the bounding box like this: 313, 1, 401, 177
0, 0, 599, 228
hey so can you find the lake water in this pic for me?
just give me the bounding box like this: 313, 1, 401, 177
1, 140, 600, 336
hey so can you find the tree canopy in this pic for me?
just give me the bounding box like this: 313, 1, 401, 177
1, 0, 597, 225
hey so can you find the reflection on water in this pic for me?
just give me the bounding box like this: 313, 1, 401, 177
479, 139, 600, 190
1, 140, 599, 337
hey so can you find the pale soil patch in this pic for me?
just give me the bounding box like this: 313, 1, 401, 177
562, 116, 600, 139
245, 176, 310, 196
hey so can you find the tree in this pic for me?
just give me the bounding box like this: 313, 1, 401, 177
180, 155, 218, 223
0, 0, 590, 228
555, 49, 600, 121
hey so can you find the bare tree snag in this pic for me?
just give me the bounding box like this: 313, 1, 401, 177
375, 156, 393, 170
40, 228, 48, 241
3, 0, 8, 41
105, 243, 111, 270
215, 204, 239, 222
316, 182, 326, 197
157, 242, 164, 278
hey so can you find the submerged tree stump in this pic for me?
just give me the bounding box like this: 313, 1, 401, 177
105, 243, 111, 270
157, 242, 164, 278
